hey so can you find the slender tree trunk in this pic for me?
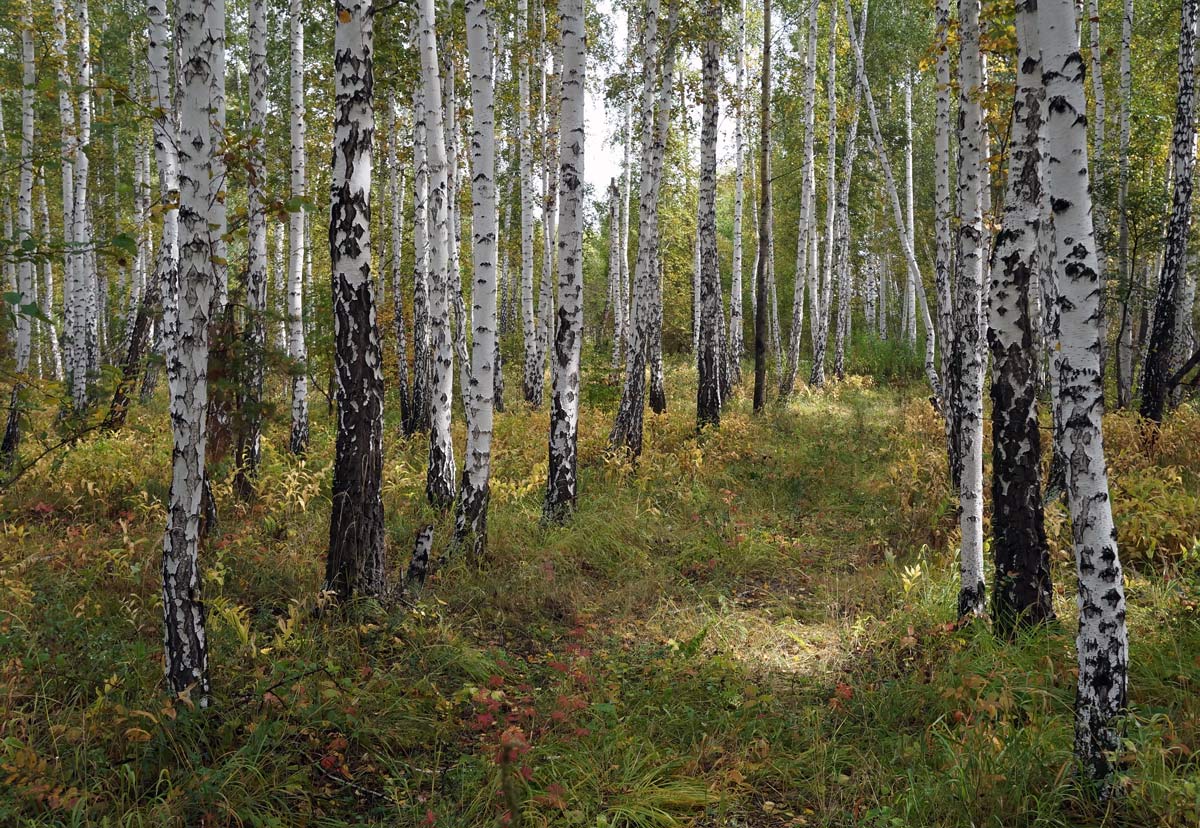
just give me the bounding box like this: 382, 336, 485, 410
389, 97, 413, 431
609, 0, 679, 455
162, 0, 218, 704
50, 0, 77, 391
325, 0, 386, 600
696, 0, 723, 428
418, 0, 457, 507
2, 8, 35, 464
545, 0, 585, 518
235, 0, 269, 493
409, 84, 433, 436
811, 0, 839, 387
288, 0, 310, 454
518, 0, 540, 404
1114, 0, 1134, 408
989, 1, 1053, 635
752, 0, 773, 413
1141, 0, 1197, 422
953, 0, 987, 619
903, 76, 917, 344
37, 170, 64, 381
934, 0, 958, 483
1040, 0, 1131, 790
728, 0, 746, 385
455, 0, 500, 545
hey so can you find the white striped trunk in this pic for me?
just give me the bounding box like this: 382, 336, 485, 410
518, 0, 539, 403
811, 0, 839, 386
1040, 0, 1130, 789
389, 96, 412, 429
728, 0, 745, 384
37, 170, 64, 381
69, 0, 98, 409
408, 83, 432, 436
456, 0, 499, 545
902, 76, 917, 344
162, 0, 217, 705
696, 0, 722, 427
287, 0, 309, 454
546, 0, 585, 517
417, 0, 457, 507
50, 0, 76, 384
952, 0, 988, 618
834, 0, 867, 381
241, 0, 268, 483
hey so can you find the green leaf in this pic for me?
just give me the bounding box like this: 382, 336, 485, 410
3, 292, 22, 306
111, 233, 138, 254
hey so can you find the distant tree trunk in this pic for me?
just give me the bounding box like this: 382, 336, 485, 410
535, 34, 560, 409
1140, 0, 1197, 422
1114, 0, 1134, 408
610, 0, 679, 455
934, 0, 957, 485
233, 0, 269, 495
1040, 0, 1130, 791
37, 170, 64, 381
455, 0, 500, 546
2, 9, 35, 465
50, 0, 77, 389
287, 0, 310, 454
606, 179, 622, 360
781, 2, 818, 400
162, 0, 218, 705
408, 83, 433, 436
443, 60, 472, 408
518, 0, 539, 403
696, 0, 723, 428
545, 0, 585, 518
418, 0, 457, 507
752, 0, 772, 413
833, 4, 864, 382
811, 0, 839, 387
953, 0, 987, 619
902, 76, 917, 345
325, 0, 386, 600
389, 96, 413, 430
728, 0, 745, 385
988, 0, 1053, 635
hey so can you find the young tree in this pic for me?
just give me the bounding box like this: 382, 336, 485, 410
517, 0, 540, 404
389, 97, 412, 430
811, 0, 839, 386
455, 0, 500, 547
418, 0, 457, 507
162, 0, 221, 704
728, 0, 745, 385
1140, 0, 1197, 423
288, 0, 310, 454
752, 0, 772, 413
1114, 0, 1134, 408
988, 0, 1052, 635
696, 0, 722, 428
545, 0, 585, 518
952, 0, 988, 618
2, 6, 35, 464
408, 83, 433, 436
235, 0, 269, 491
1040, 0, 1130, 788
325, 0, 387, 600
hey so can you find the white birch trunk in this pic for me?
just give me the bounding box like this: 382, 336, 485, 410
1040, 0, 1129, 788
696, 0, 723, 426
408, 83, 433, 436
288, 0, 310, 454
418, 0, 457, 506
455, 0, 500, 546
37, 170, 64, 381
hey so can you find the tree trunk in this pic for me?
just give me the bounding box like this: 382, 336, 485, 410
234, 0, 269, 494
325, 0, 387, 601
729, 0, 745, 385
1114, 0, 1134, 408
389, 96, 413, 431
953, 0, 987, 619
37, 170, 64, 381
408, 83, 433, 436
933, 0, 957, 483
1041, 0, 1130, 790
1140, 0, 1197, 422
162, 0, 218, 704
455, 0, 500, 546
752, 0, 772, 413
988, 0, 1053, 635
288, 0, 310, 454
518, 0, 539, 403
696, 0, 723, 428
545, 0, 585, 518
418, 0, 457, 507
811, 0, 839, 387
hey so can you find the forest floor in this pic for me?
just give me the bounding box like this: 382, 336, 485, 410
2, 348, 1200, 827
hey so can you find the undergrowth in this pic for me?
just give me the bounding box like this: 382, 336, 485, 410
1, 345, 1198, 827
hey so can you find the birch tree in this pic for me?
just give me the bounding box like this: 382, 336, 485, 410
952, 0, 987, 618
288, 0, 310, 454
455, 0, 500, 546
162, 0, 220, 704
389, 96, 412, 431
1, 7, 35, 464
696, 0, 723, 428
752, 0, 772, 413
988, 0, 1052, 635
517, 0, 540, 404
418, 0, 457, 507
811, 0, 839, 386
1040, 0, 1129, 788
728, 0, 745, 385
1140, 0, 1197, 423
408, 83, 433, 437
545, 0, 585, 518
325, 0, 386, 600
236, 0, 269, 490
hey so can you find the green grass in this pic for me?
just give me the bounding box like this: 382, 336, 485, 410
1, 345, 1199, 827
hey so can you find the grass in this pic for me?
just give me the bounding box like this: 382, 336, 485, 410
1, 342, 1199, 827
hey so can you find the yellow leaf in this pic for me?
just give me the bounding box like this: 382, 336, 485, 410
124, 727, 152, 742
